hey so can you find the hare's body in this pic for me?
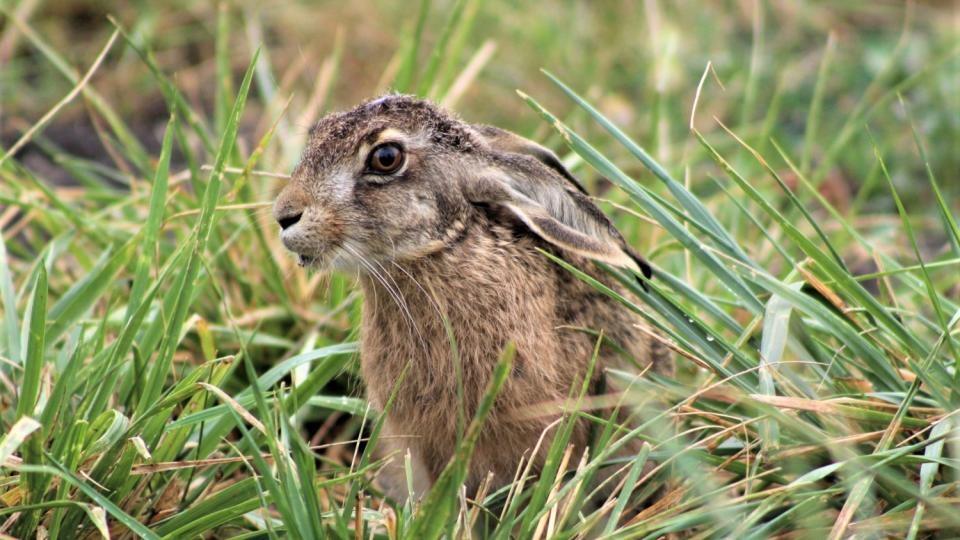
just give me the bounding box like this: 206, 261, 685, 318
273, 95, 670, 497
361, 213, 665, 491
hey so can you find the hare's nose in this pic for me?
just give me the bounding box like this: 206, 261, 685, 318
274, 182, 311, 230
277, 210, 303, 230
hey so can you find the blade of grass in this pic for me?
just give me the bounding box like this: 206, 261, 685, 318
757, 286, 801, 455
170, 343, 356, 432
602, 442, 652, 534
136, 47, 260, 415
0, 233, 20, 368
519, 90, 763, 314
0, 417, 41, 466
735, 263, 904, 391
394, 0, 431, 92
15, 265, 46, 420
19, 460, 161, 540
770, 138, 958, 316
45, 238, 137, 346
738, 0, 763, 130
107, 16, 216, 156
214, 2, 234, 137
800, 32, 835, 176
416, 0, 469, 96
715, 119, 847, 271
13, 265, 47, 536
127, 114, 175, 315
0, 29, 119, 167
428, 0, 481, 99
899, 95, 960, 257
870, 129, 959, 372
519, 338, 602, 538
1, 8, 150, 172
905, 418, 952, 540
696, 125, 928, 376
542, 70, 753, 268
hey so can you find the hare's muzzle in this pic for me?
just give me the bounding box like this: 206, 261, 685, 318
273, 182, 335, 266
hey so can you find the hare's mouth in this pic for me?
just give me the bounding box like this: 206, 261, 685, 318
282, 230, 379, 272
279, 226, 338, 269
295, 250, 339, 269
291, 245, 357, 271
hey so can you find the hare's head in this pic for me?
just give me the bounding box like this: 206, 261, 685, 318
274, 95, 650, 278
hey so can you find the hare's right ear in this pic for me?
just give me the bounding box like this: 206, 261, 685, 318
470, 124, 652, 282
464, 168, 652, 282
472, 124, 589, 194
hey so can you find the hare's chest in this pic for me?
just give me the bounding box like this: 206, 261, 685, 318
358, 325, 493, 416
356, 243, 578, 425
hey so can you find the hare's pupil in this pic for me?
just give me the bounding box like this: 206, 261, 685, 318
378, 148, 396, 166
371, 144, 402, 172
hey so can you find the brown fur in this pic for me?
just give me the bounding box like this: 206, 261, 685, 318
273, 95, 670, 497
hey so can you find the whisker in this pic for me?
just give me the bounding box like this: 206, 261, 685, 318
351, 251, 409, 328
390, 260, 446, 327
359, 259, 424, 351
372, 258, 413, 315
372, 257, 432, 350
342, 243, 427, 352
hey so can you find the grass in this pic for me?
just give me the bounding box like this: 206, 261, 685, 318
1, 0, 958, 538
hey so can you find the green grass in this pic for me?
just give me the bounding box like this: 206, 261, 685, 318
1, 1, 958, 538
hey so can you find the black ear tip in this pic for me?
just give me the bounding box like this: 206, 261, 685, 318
627, 250, 653, 291
639, 258, 653, 280
626, 248, 653, 278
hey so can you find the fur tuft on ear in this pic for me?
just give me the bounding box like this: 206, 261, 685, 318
465, 127, 652, 283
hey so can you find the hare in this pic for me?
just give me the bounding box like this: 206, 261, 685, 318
273, 95, 670, 498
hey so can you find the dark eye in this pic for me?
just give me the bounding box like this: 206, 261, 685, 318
367, 143, 404, 174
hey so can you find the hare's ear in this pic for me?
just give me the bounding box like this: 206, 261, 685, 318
472, 125, 589, 194
465, 169, 652, 281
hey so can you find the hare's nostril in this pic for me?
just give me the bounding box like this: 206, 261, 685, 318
278, 212, 303, 230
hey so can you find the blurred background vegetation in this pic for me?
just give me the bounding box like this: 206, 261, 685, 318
3, 0, 957, 204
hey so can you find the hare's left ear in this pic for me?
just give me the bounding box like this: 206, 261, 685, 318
465, 143, 651, 281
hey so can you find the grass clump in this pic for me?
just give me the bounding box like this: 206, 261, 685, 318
1, 1, 957, 538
